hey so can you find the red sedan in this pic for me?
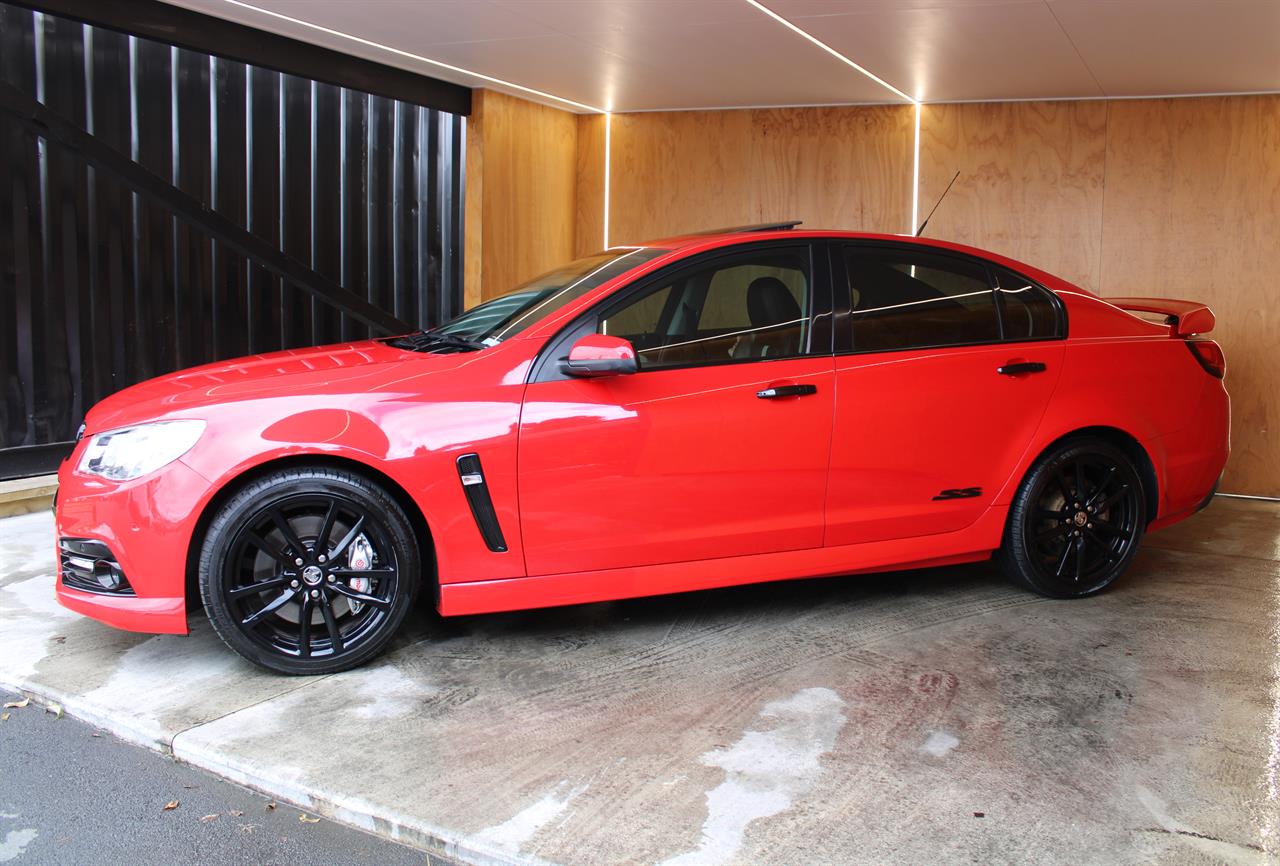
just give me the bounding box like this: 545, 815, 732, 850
54, 225, 1230, 674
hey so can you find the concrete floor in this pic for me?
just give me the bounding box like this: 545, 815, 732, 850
1, 498, 1276, 865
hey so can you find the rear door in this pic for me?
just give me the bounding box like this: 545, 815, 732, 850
824, 244, 1065, 545
518, 243, 836, 577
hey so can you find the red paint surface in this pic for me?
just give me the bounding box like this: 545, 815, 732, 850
55, 231, 1230, 632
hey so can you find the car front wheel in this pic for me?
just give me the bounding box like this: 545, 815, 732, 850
199, 466, 420, 675
998, 437, 1146, 598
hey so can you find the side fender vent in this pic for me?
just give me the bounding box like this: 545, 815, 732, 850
456, 454, 508, 553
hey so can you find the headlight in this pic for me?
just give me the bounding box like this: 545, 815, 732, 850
77, 420, 206, 481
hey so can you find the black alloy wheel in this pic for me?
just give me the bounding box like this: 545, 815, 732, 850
999, 438, 1146, 598
200, 467, 420, 674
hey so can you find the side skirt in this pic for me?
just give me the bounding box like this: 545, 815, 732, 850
438, 506, 1009, 617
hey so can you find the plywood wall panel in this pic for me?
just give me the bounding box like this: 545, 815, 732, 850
608, 110, 756, 245
918, 100, 1108, 291
462, 91, 486, 311
464, 90, 578, 302
752, 105, 915, 234
471, 91, 1275, 494
606, 106, 914, 246
574, 113, 606, 257
1100, 95, 1280, 496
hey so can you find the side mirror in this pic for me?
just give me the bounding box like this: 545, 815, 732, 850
559, 334, 638, 378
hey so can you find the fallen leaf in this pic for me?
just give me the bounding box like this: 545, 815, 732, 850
163, 800, 180, 811
229, 810, 244, 817
1, 713, 9, 722
265, 802, 277, 811
200, 814, 219, 823
298, 814, 320, 824
46, 703, 63, 720
3, 698, 29, 709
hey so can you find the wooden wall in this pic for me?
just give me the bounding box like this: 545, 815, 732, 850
470, 91, 1277, 495
463, 90, 578, 305
574, 106, 915, 255
1099, 97, 1279, 496
918, 101, 1108, 291
915, 96, 1278, 496
574, 113, 607, 257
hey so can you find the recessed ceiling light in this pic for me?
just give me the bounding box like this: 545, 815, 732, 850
218, 0, 607, 114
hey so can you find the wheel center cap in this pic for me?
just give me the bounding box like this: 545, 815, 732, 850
1073, 511, 1088, 527
301, 565, 324, 586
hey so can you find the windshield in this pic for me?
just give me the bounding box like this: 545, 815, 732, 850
434, 247, 668, 343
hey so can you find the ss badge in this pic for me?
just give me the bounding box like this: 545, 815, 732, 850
932, 486, 982, 501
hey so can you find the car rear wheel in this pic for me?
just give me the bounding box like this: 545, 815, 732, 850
199, 466, 419, 675
998, 438, 1146, 598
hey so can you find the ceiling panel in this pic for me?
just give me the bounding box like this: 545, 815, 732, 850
213, 0, 563, 47
163, 0, 1280, 111
168, 0, 906, 110
1046, 0, 1280, 96
773, 0, 1103, 102
487, 0, 767, 34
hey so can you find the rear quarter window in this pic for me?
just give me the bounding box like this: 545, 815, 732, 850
993, 266, 1062, 340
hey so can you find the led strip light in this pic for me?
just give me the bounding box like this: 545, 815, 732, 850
217, 0, 607, 114
741, 0, 916, 104
741, 0, 922, 236
603, 112, 613, 249
219, 0, 923, 245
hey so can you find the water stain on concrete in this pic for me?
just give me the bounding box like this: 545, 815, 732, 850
661, 687, 848, 866
920, 730, 960, 757
475, 782, 588, 857
0, 574, 78, 680
0, 826, 38, 864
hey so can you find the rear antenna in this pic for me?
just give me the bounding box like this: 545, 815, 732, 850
915, 170, 960, 237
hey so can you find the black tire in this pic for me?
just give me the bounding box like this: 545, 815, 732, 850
998, 437, 1146, 598
199, 466, 420, 675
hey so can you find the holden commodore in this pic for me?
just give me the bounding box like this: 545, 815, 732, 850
54, 224, 1230, 674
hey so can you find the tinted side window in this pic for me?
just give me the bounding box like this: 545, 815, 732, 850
601, 249, 811, 370
844, 248, 998, 352
993, 267, 1060, 340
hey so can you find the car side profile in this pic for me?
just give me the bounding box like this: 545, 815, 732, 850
54, 224, 1230, 674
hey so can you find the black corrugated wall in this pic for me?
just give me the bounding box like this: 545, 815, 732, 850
0, 3, 466, 478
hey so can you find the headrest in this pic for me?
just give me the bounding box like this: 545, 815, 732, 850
746, 276, 801, 326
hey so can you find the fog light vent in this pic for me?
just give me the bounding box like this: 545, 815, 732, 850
58, 538, 135, 595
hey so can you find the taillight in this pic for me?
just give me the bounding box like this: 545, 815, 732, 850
1186, 339, 1225, 379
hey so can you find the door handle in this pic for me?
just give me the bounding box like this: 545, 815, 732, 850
756, 384, 818, 399
997, 362, 1047, 376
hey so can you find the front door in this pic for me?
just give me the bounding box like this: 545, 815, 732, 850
518, 244, 835, 577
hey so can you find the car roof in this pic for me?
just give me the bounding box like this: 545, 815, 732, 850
628, 224, 1094, 298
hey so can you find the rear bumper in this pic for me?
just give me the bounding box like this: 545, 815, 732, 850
1194, 476, 1222, 514
1149, 380, 1229, 532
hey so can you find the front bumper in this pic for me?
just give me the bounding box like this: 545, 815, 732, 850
54, 455, 212, 635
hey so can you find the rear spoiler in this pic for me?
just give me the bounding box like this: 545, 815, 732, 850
1105, 297, 1216, 336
